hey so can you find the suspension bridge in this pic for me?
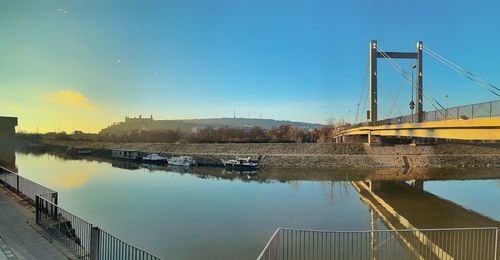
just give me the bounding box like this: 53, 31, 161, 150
334, 40, 500, 144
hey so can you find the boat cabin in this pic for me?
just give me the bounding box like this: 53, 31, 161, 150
111, 149, 141, 160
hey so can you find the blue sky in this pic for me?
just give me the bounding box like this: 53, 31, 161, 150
1, 0, 499, 132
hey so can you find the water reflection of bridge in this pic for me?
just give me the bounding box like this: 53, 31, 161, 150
353, 180, 500, 259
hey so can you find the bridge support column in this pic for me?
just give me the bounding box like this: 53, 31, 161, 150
369, 40, 378, 126
416, 41, 424, 123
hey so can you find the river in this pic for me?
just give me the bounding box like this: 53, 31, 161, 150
10, 151, 500, 260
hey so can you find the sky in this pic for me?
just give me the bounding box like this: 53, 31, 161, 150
1, 0, 500, 133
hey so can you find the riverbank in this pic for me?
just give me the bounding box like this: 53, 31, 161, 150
37, 140, 500, 168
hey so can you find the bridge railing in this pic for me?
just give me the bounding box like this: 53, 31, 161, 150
257, 227, 500, 260
423, 99, 500, 122
344, 100, 500, 130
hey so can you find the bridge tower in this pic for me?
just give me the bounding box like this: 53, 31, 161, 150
369, 40, 424, 125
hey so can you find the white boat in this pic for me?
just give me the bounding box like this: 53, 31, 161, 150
222, 157, 259, 169
142, 153, 166, 163
167, 156, 196, 167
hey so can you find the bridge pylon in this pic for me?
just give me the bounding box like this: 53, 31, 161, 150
369, 40, 424, 126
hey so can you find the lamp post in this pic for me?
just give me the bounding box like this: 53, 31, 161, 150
410, 65, 417, 123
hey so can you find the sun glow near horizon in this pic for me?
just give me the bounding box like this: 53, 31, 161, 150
6, 87, 116, 134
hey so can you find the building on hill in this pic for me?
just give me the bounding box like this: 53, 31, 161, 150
125, 115, 154, 123
99, 116, 325, 135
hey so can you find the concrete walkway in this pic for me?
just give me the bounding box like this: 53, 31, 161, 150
0, 184, 74, 260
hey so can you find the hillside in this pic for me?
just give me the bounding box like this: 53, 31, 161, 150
100, 116, 325, 135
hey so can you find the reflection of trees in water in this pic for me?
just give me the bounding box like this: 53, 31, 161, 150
287, 181, 300, 192
320, 181, 351, 208
496, 180, 500, 189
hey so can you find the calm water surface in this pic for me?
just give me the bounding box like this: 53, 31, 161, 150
13, 152, 500, 260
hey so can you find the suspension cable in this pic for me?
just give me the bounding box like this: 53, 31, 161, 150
423, 46, 500, 97
378, 46, 446, 112
361, 83, 370, 122
424, 46, 500, 92
387, 77, 407, 118
355, 62, 369, 124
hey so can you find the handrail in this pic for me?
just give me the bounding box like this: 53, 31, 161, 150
255, 227, 283, 260
37, 194, 163, 260
0, 166, 162, 260
257, 226, 500, 260
277, 226, 499, 233
344, 99, 500, 130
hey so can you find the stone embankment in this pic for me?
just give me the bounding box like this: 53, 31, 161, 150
40, 140, 499, 168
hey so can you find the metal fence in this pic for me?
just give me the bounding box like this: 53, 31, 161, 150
257, 227, 500, 260
376, 100, 500, 126
35, 192, 162, 260
0, 166, 162, 260
98, 229, 162, 260
422, 100, 500, 122
0, 166, 57, 204
36, 195, 92, 258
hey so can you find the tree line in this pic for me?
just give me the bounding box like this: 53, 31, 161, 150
22, 125, 338, 143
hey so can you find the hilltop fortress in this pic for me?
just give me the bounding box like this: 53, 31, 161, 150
100, 115, 325, 135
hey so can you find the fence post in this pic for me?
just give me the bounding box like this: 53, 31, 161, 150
35, 196, 40, 224
495, 228, 498, 260
52, 193, 58, 218
490, 102, 493, 118
90, 226, 101, 260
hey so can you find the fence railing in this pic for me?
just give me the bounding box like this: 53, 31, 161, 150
0, 166, 57, 204
36, 195, 162, 260
345, 100, 500, 129
257, 227, 500, 260
0, 166, 162, 260
36, 195, 92, 258
98, 229, 161, 260
382, 100, 500, 125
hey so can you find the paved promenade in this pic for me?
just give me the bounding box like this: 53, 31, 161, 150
0, 184, 74, 260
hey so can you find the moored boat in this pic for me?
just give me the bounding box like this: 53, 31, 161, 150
111, 149, 141, 160
142, 153, 166, 163
77, 150, 92, 155
167, 156, 196, 167
66, 146, 91, 156
222, 157, 259, 169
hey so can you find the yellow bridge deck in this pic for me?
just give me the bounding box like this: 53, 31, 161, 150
335, 117, 500, 141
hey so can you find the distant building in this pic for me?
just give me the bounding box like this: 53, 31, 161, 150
0, 116, 17, 141
125, 115, 154, 123
0, 116, 17, 172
